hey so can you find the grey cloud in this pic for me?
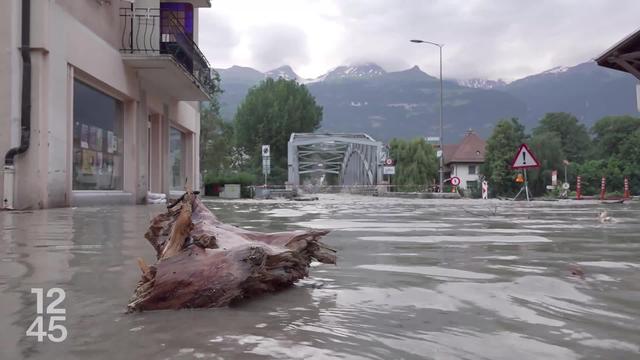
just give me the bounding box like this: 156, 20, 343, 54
247, 25, 310, 71
198, 12, 240, 62
200, 0, 640, 80
330, 0, 640, 80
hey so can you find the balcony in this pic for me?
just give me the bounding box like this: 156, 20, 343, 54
119, 7, 215, 101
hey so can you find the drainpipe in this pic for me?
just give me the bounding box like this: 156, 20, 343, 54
3, 0, 31, 210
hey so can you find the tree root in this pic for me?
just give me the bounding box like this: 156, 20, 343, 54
127, 191, 335, 312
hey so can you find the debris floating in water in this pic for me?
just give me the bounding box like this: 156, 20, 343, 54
127, 191, 335, 312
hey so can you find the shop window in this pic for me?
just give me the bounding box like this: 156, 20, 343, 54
169, 127, 185, 190
72, 80, 123, 190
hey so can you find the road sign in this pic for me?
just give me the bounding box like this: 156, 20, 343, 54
551, 170, 558, 186
511, 143, 540, 169
383, 166, 395, 175
384, 158, 394, 166
450, 176, 461, 186
426, 136, 440, 143
262, 145, 270, 157
562, 182, 570, 190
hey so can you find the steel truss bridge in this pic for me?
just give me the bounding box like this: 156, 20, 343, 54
287, 133, 384, 187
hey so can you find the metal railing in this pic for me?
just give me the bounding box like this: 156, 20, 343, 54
119, 7, 216, 97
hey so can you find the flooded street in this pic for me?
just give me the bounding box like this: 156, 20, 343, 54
1, 195, 640, 359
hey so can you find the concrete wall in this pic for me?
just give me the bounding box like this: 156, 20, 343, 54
56, 0, 122, 49
0, 0, 22, 208
1, 0, 203, 209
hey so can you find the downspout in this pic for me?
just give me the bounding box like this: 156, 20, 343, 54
3, 0, 31, 209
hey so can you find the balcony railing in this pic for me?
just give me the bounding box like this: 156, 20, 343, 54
119, 7, 216, 97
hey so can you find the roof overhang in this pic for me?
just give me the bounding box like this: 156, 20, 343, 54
123, 55, 210, 101
596, 27, 640, 80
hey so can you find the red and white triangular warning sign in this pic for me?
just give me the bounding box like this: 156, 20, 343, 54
511, 143, 540, 169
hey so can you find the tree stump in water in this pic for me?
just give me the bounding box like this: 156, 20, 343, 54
127, 191, 335, 312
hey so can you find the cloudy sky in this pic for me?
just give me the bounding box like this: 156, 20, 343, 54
198, 0, 640, 81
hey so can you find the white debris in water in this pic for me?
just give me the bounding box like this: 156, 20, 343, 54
209, 336, 224, 343
178, 348, 195, 354
129, 326, 144, 332
255, 323, 267, 328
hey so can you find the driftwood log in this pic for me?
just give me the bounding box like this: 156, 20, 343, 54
128, 191, 335, 312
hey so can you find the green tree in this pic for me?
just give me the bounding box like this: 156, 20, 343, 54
234, 78, 323, 183
618, 129, 640, 193
388, 138, 438, 191
527, 132, 565, 196
532, 112, 590, 163
200, 100, 235, 175
571, 116, 640, 196
591, 115, 640, 158
481, 118, 526, 196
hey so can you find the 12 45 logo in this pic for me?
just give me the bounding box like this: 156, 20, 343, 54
26, 288, 67, 342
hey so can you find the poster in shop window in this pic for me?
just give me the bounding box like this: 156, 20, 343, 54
107, 131, 114, 154
89, 126, 97, 150
80, 124, 89, 149
81, 149, 95, 174
97, 152, 103, 172
96, 128, 103, 151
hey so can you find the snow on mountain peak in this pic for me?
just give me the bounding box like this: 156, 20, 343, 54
265, 65, 300, 81
542, 66, 570, 75
324, 63, 387, 81
457, 78, 507, 90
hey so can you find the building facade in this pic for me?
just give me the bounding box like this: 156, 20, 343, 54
1, 0, 212, 209
443, 130, 486, 189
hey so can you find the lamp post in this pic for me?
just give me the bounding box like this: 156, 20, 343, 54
411, 39, 444, 193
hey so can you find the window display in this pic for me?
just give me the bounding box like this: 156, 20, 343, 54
72, 80, 124, 190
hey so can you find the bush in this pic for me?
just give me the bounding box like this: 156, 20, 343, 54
204, 172, 256, 186
203, 172, 257, 197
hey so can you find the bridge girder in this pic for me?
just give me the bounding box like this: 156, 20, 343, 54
287, 133, 384, 186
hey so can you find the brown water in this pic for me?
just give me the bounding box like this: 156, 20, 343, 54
1, 195, 639, 359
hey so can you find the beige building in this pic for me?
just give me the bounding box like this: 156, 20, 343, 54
1, 0, 213, 209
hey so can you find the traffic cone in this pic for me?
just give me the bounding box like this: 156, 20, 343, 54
599, 176, 606, 201
624, 177, 631, 199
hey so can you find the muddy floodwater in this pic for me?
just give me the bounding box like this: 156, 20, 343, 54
1, 195, 639, 359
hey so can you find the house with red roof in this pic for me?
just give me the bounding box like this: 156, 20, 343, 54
442, 130, 486, 189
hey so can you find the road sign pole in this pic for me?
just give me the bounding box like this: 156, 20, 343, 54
524, 169, 530, 201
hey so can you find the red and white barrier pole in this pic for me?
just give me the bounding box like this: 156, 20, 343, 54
576, 176, 582, 200
599, 176, 606, 201
624, 177, 631, 199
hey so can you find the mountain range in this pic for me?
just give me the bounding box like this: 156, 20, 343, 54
215, 61, 639, 142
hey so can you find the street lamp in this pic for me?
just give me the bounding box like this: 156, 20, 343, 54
410, 39, 444, 193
